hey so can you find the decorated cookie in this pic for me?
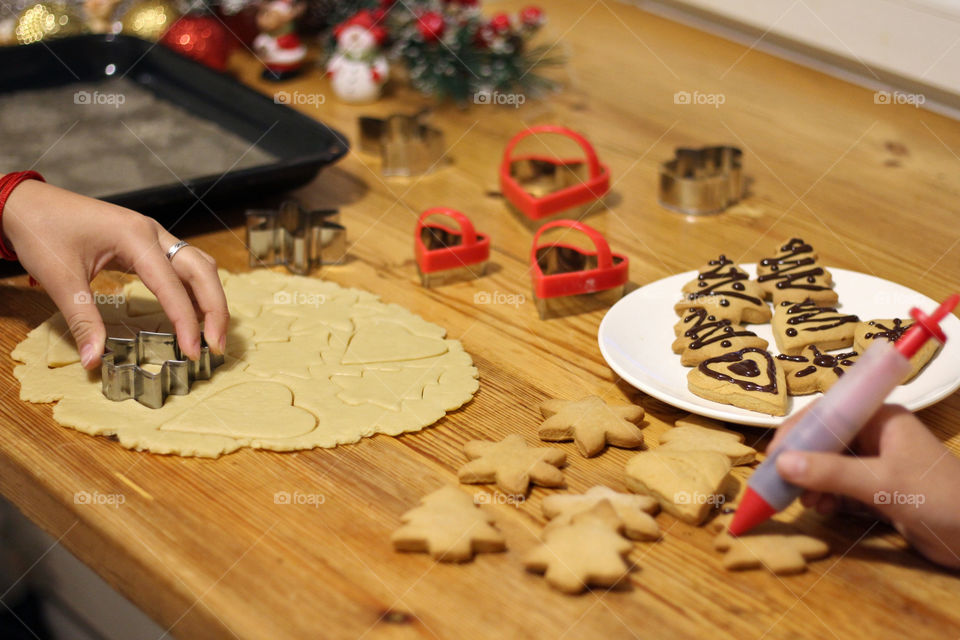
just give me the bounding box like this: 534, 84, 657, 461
713, 518, 829, 575
854, 319, 940, 382
624, 449, 733, 525
542, 486, 660, 541
458, 434, 566, 495
659, 414, 757, 466
687, 348, 789, 416
755, 238, 838, 305
524, 501, 633, 594
672, 308, 768, 366
391, 486, 506, 562
776, 346, 859, 395
538, 396, 645, 457
772, 299, 859, 355
675, 255, 771, 324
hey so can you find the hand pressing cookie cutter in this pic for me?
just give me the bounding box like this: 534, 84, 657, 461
658, 146, 743, 215
531, 220, 629, 319
500, 125, 610, 221
246, 200, 347, 275
358, 110, 447, 177
101, 331, 224, 409
415, 208, 490, 287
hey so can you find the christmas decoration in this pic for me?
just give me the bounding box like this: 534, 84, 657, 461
120, 0, 179, 41
15, 2, 86, 44
217, 3, 259, 48
253, 0, 308, 81
160, 13, 233, 71
327, 9, 388, 102
83, 0, 120, 33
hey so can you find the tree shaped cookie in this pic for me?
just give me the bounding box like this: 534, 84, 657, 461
625, 449, 732, 525
675, 255, 771, 324
538, 396, 645, 457
659, 414, 757, 466
854, 319, 940, 382
755, 238, 838, 305
772, 299, 859, 355
524, 501, 633, 594
542, 486, 660, 540
687, 347, 789, 416
672, 308, 768, 366
458, 434, 566, 495
713, 519, 829, 574
391, 486, 506, 562
776, 345, 859, 395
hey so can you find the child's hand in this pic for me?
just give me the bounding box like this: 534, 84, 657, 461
771, 403, 960, 569
2, 178, 229, 369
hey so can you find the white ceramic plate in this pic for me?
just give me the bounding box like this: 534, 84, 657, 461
598, 265, 960, 427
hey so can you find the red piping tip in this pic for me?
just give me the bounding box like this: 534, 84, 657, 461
728, 487, 776, 537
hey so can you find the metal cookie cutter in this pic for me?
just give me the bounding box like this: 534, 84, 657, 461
658, 146, 743, 215
358, 110, 447, 177
246, 200, 347, 275
101, 331, 224, 409
415, 208, 490, 287
531, 220, 629, 319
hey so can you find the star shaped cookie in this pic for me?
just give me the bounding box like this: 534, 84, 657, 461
542, 486, 660, 540
713, 518, 829, 574
458, 434, 566, 495
538, 396, 645, 457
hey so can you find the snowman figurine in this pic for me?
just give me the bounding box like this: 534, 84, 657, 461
327, 10, 389, 104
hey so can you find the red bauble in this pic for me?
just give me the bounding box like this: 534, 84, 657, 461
417, 11, 445, 42
489, 12, 511, 33
519, 6, 544, 27
160, 14, 233, 71
217, 6, 259, 48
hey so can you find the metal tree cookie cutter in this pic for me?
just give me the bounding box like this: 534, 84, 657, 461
358, 110, 447, 177
101, 331, 224, 409
658, 146, 743, 215
500, 125, 610, 221
246, 200, 347, 275
531, 220, 629, 319
415, 208, 490, 287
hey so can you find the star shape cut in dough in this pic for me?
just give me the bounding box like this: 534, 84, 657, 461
458, 434, 565, 496
538, 396, 645, 457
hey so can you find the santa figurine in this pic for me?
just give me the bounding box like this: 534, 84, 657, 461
327, 10, 389, 104
253, 0, 307, 82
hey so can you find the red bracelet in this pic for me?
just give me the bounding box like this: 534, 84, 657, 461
0, 170, 46, 261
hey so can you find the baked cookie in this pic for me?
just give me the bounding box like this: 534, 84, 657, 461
713, 518, 829, 575
854, 319, 940, 382
538, 396, 645, 457
755, 238, 838, 305
542, 486, 660, 541
675, 255, 771, 324
458, 434, 566, 496
659, 414, 757, 466
391, 486, 506, 562
772, 299, 859, 355
672, 308, 768, 366
624, 448, 733, 525
776, 345, 859, 395
687, 348, 789, 416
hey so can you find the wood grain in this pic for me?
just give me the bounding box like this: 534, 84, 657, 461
2, 1, 960, 638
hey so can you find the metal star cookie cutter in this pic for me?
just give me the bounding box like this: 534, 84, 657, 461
658, 146, 743, 215
358, 109, 447, 177
101, 331, 224, 409
246, 200, 347, 275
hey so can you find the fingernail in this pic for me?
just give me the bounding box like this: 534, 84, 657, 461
80, 343, 97, 368
218, 334, 226, 354
777, 451, 807, 479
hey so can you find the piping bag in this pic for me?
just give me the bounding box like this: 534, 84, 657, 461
729, 294, 960, 536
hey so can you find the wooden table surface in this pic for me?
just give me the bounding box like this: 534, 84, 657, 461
3, 2, 960, 638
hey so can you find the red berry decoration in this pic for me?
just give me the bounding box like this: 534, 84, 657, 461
520, 6, 544, 28
417, 11, 445, 42
160, 14, 233, 71
489, 12, 511, 33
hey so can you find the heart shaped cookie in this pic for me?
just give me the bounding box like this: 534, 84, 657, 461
687, 347, 788, 416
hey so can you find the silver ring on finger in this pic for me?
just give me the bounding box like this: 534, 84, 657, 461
165, 240, 190, 262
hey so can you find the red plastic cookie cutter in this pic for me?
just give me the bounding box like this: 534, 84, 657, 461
530, 220, 629, 318
415, 208, 490, 287
500, 125, 610, 221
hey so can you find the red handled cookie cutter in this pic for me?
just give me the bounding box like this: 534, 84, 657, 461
530, 220, 629, 319
415, 208, 490, 287
500, 125, 610, 221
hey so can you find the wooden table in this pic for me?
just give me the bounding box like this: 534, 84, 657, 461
3, 2, 960, 638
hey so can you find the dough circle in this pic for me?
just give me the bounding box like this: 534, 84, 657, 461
12, 271, 479, 457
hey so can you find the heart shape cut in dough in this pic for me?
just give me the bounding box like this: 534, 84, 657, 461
342, 322, 448, 364
687, 347, 788, 416
161, 382, 316, 439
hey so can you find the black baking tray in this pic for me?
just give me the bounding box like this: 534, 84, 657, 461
0, 34, 349, 215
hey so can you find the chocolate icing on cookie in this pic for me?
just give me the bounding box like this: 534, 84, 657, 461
777, 346, 857, 378
863, 319, 911, 341
780, 300, 859, 333
684, 255, 764, 306
680, 308, 759, 350
757, 239, 831, 293
699, 348, 779, 393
